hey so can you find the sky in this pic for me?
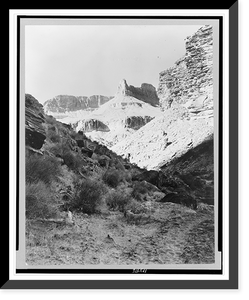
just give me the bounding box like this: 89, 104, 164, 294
25, 24, 202, 104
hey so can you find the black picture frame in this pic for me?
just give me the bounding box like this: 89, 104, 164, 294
6, 2, 238, 289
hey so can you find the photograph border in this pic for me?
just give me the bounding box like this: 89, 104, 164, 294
17, 15, 222, 275
6, 2, 238, 289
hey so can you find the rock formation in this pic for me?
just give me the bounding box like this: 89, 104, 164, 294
112, 25, 214, 170
125, 116, 154, 130
157, 25, 213, 117
116, 79, 159, 107
43, 94, 113, 114
77, 119, 110, 133
75, 79, 162, 147
25, 94, 46, 150
112, 105, 213, 170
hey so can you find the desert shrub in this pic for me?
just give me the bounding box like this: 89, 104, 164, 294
26, 181, 59, 219
131, 181, 149, 201
47, 129, 61, 143
89, 164, 106, 182
45, 115, 57, 125
26, 154, 62, 184
105, 190, 130, 212
70, 179, 106, 214
124, 198, 147, 215
57, 123, 71, 137
47, 143, 63, 157
62, 150, 82, 172
47, 139, 71, 158
123, 170, 132, 184
103, 169, 122, 188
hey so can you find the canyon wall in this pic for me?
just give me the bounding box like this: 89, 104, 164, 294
43, 94, 113, 114
112, 25, 214, 170
157, 25, 213, 118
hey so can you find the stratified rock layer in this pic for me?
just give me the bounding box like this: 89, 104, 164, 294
157, 25, 213, 118
112, 25, 214, 170
116, 79, 159, 107
44, 94, 113, 114
78, 119, 110, 133
25, 94, 46, 150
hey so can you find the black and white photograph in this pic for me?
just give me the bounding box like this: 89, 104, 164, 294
6, 4, 235, 279
6, 5, 240, 290
22, 18, 218, 268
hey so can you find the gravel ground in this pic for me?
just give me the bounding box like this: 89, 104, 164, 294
26, 201, 215, 266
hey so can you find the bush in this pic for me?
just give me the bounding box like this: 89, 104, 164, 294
131, 181, 149, 201
47, 129, 61, 144
62, 150, 82, 172
26, 154, 62, 184
47, 140, 70, 157
103, 169, 122, 188
105, 190, 130, 212
124, 198, 147, 215
26, 181, 59, 219
70, 179, 106, 214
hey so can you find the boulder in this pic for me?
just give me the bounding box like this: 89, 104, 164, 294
76, 139, 85, 148
132, 170, 160, 186
81, 147, 93, 158
160, 192, 197, 210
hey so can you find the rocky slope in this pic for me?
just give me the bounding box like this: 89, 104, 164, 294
75, 79, 162, 147
112, 25, 214, 170
112, 106, 213, 170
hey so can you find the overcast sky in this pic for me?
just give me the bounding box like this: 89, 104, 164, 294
25, 24, 202, 104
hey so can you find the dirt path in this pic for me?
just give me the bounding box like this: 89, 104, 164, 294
26, 201, 214, 266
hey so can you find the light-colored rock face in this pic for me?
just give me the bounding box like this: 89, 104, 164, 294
112, 25, 214, 170
112, 106, 213, 170
116, 79, 159, 107
157, 25, 213, 118
76, 119, 110, 133
75, 82, 162, 147
43, 94, 113, 114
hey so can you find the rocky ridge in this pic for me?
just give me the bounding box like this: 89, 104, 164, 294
44, 94, 113, 114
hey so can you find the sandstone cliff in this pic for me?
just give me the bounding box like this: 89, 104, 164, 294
157, 25, 213, 118
43, 94, 113, 114
116, 79, 159, 107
